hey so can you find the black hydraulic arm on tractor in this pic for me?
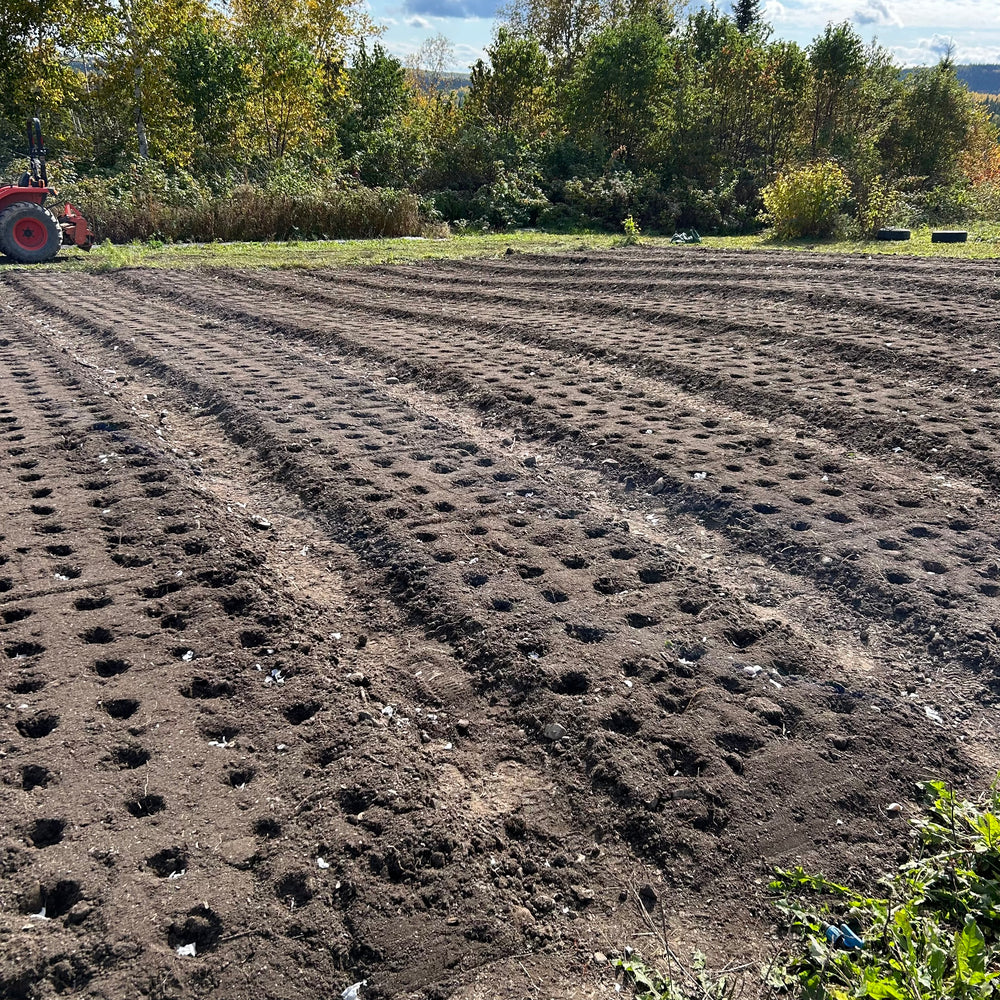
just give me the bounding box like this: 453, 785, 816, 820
26, 117, 48, 187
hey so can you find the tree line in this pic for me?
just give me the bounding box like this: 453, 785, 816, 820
2, 0, 997, 239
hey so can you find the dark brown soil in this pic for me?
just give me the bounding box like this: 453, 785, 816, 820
3, 247, 1000, 999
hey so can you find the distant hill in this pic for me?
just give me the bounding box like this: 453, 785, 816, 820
955, 65, 1000, 93
436, 71, 471, 93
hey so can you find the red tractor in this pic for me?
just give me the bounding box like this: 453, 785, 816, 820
0, 118, 93, 263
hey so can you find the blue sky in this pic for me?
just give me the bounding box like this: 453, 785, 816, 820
369, 0, 1000, 73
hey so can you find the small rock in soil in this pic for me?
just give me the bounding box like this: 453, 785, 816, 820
543, 723, 567, 741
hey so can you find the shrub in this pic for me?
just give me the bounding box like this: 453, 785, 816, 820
760, 160, 850, 238
428, 163, 547, 231
851, 173, 903, 236
898, 180, 976, 226
660, 173, 762, 235
561, 171, 639, 228
535, 202, 592, 232
471, 164, 548, 230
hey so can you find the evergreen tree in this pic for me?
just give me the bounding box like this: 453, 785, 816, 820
732, 0, 761, 34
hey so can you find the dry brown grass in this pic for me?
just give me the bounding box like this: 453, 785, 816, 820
69, 185, 422, 243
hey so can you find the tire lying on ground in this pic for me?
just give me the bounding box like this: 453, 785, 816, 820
876, 228, 911, 240
931, 230, 968, 243
0, 201, 62, 263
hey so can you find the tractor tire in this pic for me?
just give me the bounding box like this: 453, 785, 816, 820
876, 228, 910, 241
0, 201, 62, 263
931, 230, 968, 243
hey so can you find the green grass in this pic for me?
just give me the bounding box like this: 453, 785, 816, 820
38, 232, 625, 271
14, 223, 1000, 272
699, 223, 1000, 259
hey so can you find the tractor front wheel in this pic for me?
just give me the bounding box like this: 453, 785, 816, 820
0, 201, 62, 263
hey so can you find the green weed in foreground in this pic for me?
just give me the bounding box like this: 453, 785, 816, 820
617, 215, 643, 246
618, 779, 1000, 999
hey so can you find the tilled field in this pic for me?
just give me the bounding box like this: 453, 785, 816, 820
3, 248, 1000, 999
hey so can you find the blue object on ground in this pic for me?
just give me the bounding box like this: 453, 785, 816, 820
840, 924, 865, 950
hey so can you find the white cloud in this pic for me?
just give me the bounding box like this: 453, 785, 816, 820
772, 0, 1000, 33
891, 34, 1000, 65
406, 14, 432, 27
763, 0, 788, 22
454, 42, 486, 62
852, 0, 903, 27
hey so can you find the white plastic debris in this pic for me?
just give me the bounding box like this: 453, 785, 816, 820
924, 705, 944, 724
168, 869, 186, 879
30, 906, 49, 921
342, 981, 367, 1000
176, 943, 197, 958
692, 471, 708, 480
317, 857, 330, 869
208, 737, 230, 748
743, 665, 763, 677
182, 650, 194, 662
